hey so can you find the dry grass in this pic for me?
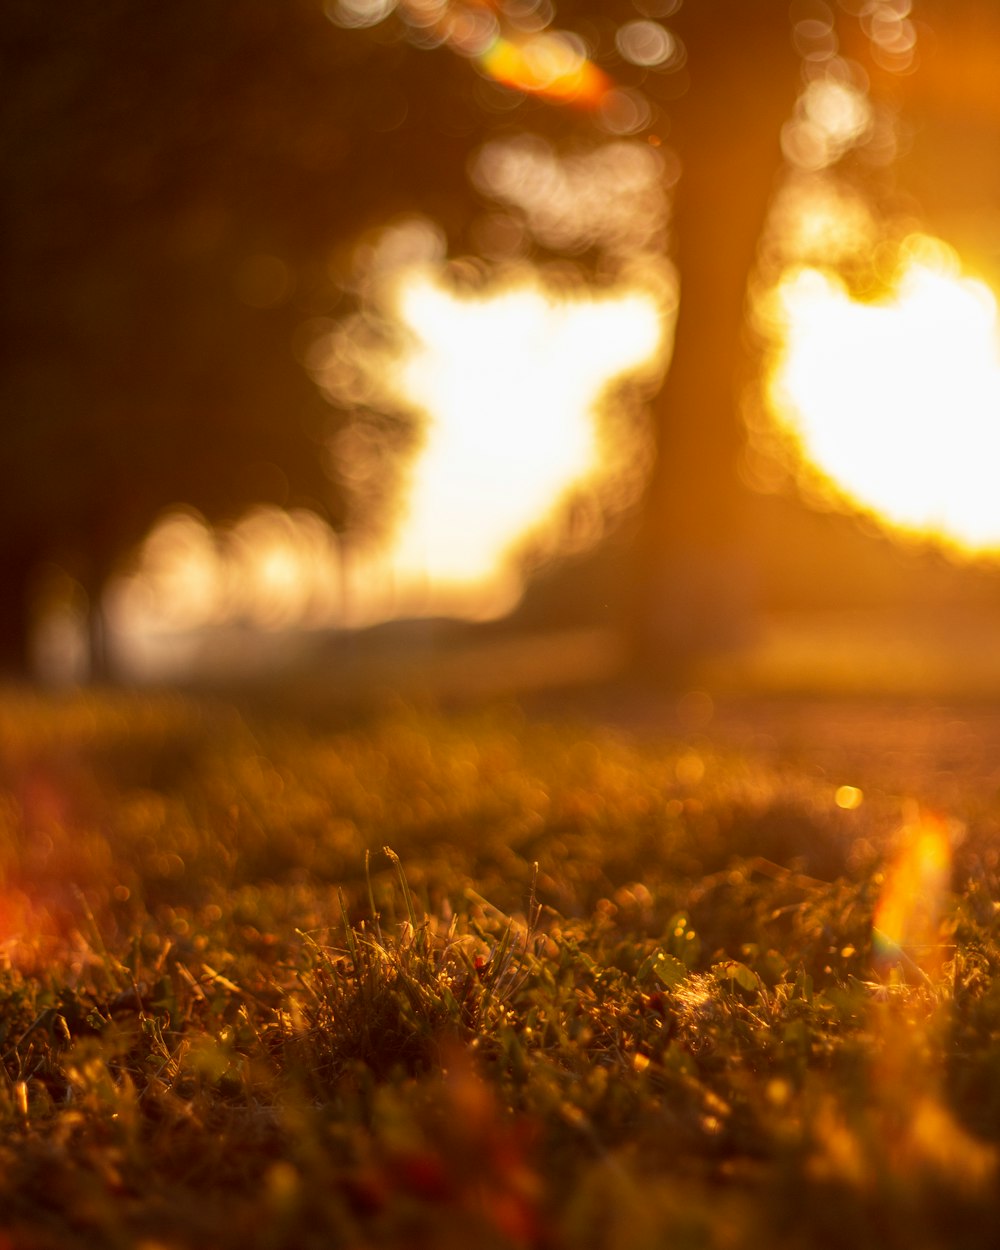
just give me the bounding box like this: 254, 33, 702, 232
0, 687, 998, 1248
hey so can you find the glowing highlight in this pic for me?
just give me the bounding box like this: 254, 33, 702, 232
873, 811, 951, 979
478, 32, 611, 107
385, 273, 663, 602
767, 236, 1000, 554
107, 267, 666, 672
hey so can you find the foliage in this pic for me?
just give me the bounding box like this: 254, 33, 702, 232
0, 689, 999, 1246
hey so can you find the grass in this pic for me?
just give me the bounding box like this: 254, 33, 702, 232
0, 687, 999, 1247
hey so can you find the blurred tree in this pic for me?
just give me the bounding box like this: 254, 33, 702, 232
345, 0, 803, 671
625, 1, 800, 671
4, 0, 996, 679
627, 0, 1000, 672
353, 0, 1000, 675
320, 0, 865, 673
0, 0, 496, 673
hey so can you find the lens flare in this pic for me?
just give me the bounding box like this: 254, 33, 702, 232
477, 31, 611, 107
394, 0, 612, 108
849, 806, 996, 1194
873, 810, 951, 980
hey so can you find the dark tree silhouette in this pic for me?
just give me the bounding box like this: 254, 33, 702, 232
0, 0, 497, 672
627, 1, 800, 671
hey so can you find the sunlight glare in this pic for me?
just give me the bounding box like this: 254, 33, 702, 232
107, 259, 666, 672
387, 275, 663, 592
766, 236, 1000, 553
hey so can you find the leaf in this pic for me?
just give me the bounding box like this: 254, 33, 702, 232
643, 949, 688, 989
713, 961, 758, 993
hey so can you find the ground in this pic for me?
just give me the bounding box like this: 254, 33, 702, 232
1, 681, 999, 1248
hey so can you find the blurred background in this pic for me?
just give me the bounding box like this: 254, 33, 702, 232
6, 0, 1000, 695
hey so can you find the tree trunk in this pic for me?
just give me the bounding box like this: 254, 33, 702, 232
0, 543, 43, 679
628, 3, 800, 676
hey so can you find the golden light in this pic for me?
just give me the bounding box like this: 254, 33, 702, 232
765, 234, 1000, 554
615, 20, 682, 71
764, 175, 878, 271
834, 784, 863, 810
116, 510, 227, 632
471, 135, 674, 256
477, 31, 611, 108
326, 0, 393, 27
106, 260, 667, 672
226, 508, 343, 631
781, 77, 873, 172
839, 806, 997, 1196
378, 273, 664, 614
105, 508, 345, 674
873, 809, 952, 979
865, 0, 918, 74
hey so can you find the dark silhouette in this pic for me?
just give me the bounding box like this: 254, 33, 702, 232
0, 0, 496, 672
628, 1, 800, 672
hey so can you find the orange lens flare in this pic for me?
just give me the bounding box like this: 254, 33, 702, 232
873, 812, 951, 979
478, 33, 611, 107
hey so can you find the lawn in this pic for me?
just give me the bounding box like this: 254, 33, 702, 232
0, 686, 999, 1248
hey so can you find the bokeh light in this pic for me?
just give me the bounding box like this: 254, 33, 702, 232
98, 0, 1000, 683
226, 508, 343, 631
762, 174, 879, 273
615, 21, 683, 70
116, 510, 228, 632
324, 0, 398, 30
763, 235, 1000, 554
384, 272, 664, 594
834, 784, 863, 810
470, 134, 675, 257
863, 0, 918, 74
108, 249, 668, 673
781, 76, 873, 172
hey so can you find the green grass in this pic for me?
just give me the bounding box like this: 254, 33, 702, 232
0, 688, 999, 1247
